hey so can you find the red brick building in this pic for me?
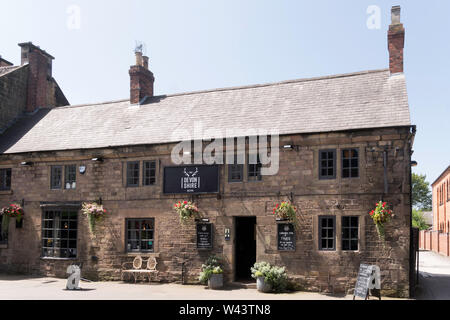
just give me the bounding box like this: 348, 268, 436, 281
432, 166, 450, 233
0, 6, 415, 297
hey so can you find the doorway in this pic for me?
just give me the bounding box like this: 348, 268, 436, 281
234, 217, 257, 281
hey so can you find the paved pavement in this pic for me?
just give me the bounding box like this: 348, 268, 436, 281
0, 275, 405, 300
416, 250, 450, 300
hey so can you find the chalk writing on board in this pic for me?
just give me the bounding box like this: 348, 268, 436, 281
277, 223, 295, 251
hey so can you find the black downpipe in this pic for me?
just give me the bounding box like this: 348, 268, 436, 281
383, 150, 388, 195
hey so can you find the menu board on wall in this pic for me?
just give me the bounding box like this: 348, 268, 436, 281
277, 223, 296, 251
197, 223, 213, 250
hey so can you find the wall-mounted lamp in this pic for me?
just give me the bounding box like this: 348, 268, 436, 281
201, 218, 210, 222
91, 157, 103, 162
411, 161, 418, 167
284, 144, 300, 152
20, 161, 33, 166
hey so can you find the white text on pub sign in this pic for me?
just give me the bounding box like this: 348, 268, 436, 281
182, 167, 200, 192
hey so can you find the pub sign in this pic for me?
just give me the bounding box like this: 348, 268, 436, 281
163, 165, 220, 194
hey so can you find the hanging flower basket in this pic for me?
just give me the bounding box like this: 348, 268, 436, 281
82, 202, 107, 233
174, 201, 199, 224
369, 201, 394, 240
272, 201, 299, 229
1, 203, 24, 233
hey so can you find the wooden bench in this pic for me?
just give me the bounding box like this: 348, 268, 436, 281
121, 255, 159, 284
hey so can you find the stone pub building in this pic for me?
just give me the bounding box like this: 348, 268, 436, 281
0, 6, 415, 297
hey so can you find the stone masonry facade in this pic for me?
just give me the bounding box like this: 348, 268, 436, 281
0, 126, 413, 297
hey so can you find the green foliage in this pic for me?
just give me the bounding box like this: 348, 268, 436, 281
1, 214, 9, 235
273, 202, 299, 229
412, 173, 432, 211
199, 255, 222, 284
251, 261, 288, 293
412, 209, 429, 231
174, 201, 199, 224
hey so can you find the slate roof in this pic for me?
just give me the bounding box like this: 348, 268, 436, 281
0, 65, 21, 77
0, 68, 411, 154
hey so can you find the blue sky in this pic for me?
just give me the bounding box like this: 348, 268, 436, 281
1, 0, 449, 184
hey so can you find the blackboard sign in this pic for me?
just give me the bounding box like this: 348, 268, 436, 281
354, 264, 372, 299
197, 223, 213, 250
277, 223, 296, 251
164, 165, 220, 194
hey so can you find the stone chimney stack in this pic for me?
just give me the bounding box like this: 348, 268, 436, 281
388, 6, 405, 74
129, 50, 154, 105
18, 42, 55, 112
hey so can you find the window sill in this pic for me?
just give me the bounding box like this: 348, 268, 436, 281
0, 243, 8, 249
123, 252, 160, 258
40, 257, 78, 261
247, 178, 263, 183
0, 190, 12, 195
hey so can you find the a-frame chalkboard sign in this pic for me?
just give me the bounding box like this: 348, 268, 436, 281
353, 264, 381, 300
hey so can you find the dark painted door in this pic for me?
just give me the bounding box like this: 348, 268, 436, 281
235, 217, 257, 280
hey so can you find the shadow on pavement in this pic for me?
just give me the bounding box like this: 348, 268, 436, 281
0, 274, 46, 281
415, 272, 450, 300
62, 288, 96, 292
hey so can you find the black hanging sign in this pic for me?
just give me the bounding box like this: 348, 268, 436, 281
163, 165, 220, 194
196, 223, 213, 250
277, 223, 296, 251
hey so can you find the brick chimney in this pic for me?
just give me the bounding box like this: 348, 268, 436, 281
18, 42, 55, 112
388, 6, 405, 74
129, 50, 154, 104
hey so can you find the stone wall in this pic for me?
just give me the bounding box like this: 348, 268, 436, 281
0, 126, 413, 297
0, 65, 28, 133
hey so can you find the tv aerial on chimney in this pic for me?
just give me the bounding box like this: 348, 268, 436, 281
134, 41, 147, 55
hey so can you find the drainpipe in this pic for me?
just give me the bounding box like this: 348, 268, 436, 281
383, 149, 388, 196
181, 261, 185, 285
408, 125, 417, 297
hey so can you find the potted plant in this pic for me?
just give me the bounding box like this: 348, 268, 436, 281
174, 201, 199, 224
199, 255, 223, 289
251, 261, 288, 293
81, 202, 107, 233
369, 201, 394, 240
1, 203, 24, 232
251, 262, 272, 293
208, 266, 224, 290
272, 201, 299, 229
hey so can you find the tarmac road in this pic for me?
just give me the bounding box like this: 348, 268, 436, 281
416, 250, 450, 300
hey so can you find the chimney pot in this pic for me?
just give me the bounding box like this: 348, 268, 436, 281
135, 51, 143, 67
143, 56, 149, 70
391, 6, 401, 25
